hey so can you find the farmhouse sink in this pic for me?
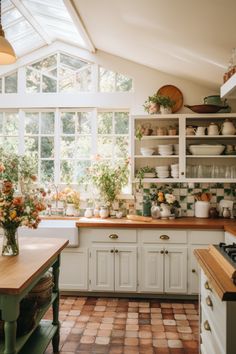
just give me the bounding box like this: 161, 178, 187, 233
18, 219, 79, 247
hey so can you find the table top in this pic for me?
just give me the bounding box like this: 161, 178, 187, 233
0, 237, 68, 294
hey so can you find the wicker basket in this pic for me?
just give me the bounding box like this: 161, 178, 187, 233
27, 271, 54, 307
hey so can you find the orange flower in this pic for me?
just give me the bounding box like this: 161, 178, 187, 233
9, 210, 17, 220
12, 196, 24, 206
30, 175, 37, 182
0, 164, 5, 173
2, 181, 13, 194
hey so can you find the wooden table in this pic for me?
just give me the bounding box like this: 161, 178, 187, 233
0, 237, 68, 354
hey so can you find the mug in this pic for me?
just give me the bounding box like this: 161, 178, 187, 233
186, 126, 195, 135
195, 126, 206, 136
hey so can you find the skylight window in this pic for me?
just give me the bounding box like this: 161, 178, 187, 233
99, 67, 133, 92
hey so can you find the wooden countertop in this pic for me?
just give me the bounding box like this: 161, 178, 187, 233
0, 237, 68, 295
76, 217, 236, 230
194, 248, 236, 301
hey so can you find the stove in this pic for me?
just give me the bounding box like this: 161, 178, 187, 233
209, 243, 236, 284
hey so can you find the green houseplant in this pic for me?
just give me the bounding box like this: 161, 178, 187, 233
144, 93, 175, 114
79, 159, 129, 209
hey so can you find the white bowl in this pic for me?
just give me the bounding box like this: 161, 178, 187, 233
156, 166, 169, 171
140, 148, 155, 156
189, 144, 225, 155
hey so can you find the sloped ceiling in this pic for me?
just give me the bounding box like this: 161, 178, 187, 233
74, 0, 236, 90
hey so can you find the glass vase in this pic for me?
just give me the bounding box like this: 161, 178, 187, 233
2, 227, 19, 256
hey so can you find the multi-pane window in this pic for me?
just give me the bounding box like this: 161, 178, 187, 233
24, 112, 55, 182
97, 112, 129, 160
0, 109, 129, 185
0, 111, 19, 152
60, 111, 92, 183
99, 67, 133, 92
26, 53, 92, 93
0, 72, 17, 93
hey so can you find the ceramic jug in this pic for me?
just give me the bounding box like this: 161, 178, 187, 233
207, 122, 219, 136
186, 126, 195, 136
195, 126, 206, 136
221, 119, 236, 135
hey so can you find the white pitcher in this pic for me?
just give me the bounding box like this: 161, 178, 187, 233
221, 119, 236, 135
207, 123, 219, 135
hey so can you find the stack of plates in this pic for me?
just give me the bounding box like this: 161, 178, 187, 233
140, 147, 155, 156
171, 163, 179, 178
155, 165, 169, 178
158, 144, 173, 156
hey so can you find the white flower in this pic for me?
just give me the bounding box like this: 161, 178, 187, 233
165, 193, 176, 204
26, 206, 31, 214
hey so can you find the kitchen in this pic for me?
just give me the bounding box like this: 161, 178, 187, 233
0, 0, 236, 353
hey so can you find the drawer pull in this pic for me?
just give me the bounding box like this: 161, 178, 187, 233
115, 249, 119, 253
192, 269, 196, 273
204, 281, 212, 292
206, 296, 213, 308
165, 250, 169, 255
203, 320, 211, 332
160, 235, 170, 240
110, 249, 114, 253
109, 234, 119, 240
160, 250, 164, 254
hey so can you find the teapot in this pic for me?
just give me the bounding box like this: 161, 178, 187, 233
207, 122, 219, 136
221, 119, 236, 135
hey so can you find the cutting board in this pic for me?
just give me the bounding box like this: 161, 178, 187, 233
127, 214, 152, 222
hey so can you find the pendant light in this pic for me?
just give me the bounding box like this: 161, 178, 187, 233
0, 0, 16, 64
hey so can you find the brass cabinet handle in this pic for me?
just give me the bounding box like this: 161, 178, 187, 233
110, 249, 114, 253
206, 296, 213, 308
109, 234, 119, 239
160, 235, 170, 240
204, 281, 212, 292
115, 249, 119, 253
203, 320, 211, 331
165, 250, 169, 254
160, 250, 164, 254
192, 269, 196, 273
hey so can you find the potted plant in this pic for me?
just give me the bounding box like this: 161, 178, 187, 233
155, 94, 175, 114
143, 94, 160, 114
79, 159, 129, 214
136, 166, 156, 187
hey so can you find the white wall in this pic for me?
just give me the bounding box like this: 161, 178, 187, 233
1, 41, 234, 112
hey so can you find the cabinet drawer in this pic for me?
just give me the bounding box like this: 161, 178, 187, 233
138, 229, 187, 244
201, 305, 225, 354
88, 228, 137, 243
189, 230, 224, 244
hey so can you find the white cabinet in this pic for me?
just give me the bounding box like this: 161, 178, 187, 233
90, 247, 114, 291
188, 230, 224, 294
132, 113, 236, 183
60, 248, 88, 291
139, 229, 187, 294
90, 245, 137, 292
225, 231, 236, 244
200, 269, 236, 354
140, 245, 187, 294
164, 246, 187, 293
140, 246, 164, 292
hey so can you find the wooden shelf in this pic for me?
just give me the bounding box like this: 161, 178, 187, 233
135, 135, 179, 140
186, 155, 236, 158
134, 155, 179, 158
19, 321, 57, 354
221, 73, 236, 99
186, 135, 236, 138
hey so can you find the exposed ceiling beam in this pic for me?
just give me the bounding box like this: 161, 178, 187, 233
63, 0, 96, 53
10, 0, 52, 45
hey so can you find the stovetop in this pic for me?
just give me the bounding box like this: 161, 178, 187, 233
215, 242, 236, 268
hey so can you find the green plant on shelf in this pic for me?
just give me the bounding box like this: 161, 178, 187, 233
136, 166, 156, 188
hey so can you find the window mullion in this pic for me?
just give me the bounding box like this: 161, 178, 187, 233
18, 109, 24, 155
54, 108, 60, 185
91, 108, 97, 157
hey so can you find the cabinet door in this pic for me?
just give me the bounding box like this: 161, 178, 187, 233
188, 245, 208, 294
140, 247, 164, 293
60, 248, 88, 291
90, 247, 114, 291
115, 246, 137, 292
164, 246, 187, 293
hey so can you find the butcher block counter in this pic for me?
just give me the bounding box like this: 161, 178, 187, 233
76, 217, 236, 232
0, 237, 68, 354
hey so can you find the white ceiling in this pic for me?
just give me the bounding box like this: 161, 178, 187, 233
74, 0, 236, 90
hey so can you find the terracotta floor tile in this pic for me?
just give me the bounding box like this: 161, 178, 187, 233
44, 296, 199, 354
